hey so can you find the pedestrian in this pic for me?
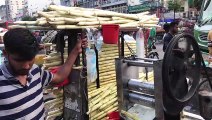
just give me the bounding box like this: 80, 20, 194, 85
0, 28, 87, 119
35, 31, 42, 44
163, 21, 179, 52
162, 23, 170, 40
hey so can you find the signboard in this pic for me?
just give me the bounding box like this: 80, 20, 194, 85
128, 4, 150, 12
128, 0, 155, 6
128, 1, 161, 13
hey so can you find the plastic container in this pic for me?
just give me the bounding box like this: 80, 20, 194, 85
108, 111, 120, 120
102, 24, 119, 44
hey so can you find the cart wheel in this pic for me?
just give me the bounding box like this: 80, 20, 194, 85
162, 33, 202, 114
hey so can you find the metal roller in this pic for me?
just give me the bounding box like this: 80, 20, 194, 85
123, 59, 153, 67
134, 57, 159, 62
128, 92, 155, 108
128, 79, 154, 95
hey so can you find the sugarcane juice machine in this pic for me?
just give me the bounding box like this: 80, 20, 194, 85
115, 33, 212, 120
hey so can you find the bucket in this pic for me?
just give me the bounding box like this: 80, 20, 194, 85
102, 24, 119, 44
108, 111, 120, 120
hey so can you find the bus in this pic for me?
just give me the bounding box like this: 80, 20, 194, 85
194, 0, 212, 53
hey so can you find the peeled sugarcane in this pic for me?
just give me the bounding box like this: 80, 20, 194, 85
91, 103, 117, 119
121, 110, 140, 120
46, 110, 63, 120
100, 79, 116, 84
99, 53, 119, 58
99, 74, 116, 80
43, 61, 62, 68
99, 71, 115, 76
14, 21, 38, 25
88, 83, 112, 97
49, 5, 136, 20
88, 86, 109, 99
89, 89, 112, 107
9, 25, 51, 30
96, 107, 118, 120
91, 103, 118, 119
49, 21, 66, 25
78, 19, 135, 26
99, 68, 116, 74
55, 25, 99, 29
12, 4, 159, 30
88, 80, 116, 90
44, 55, 61, 61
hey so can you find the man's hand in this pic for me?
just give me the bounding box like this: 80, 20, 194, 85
73, 38, 88, 54
51, 37, 88, 84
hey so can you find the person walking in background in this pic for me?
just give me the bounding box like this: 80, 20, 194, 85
162, 23, 170, 40
163, 21, 179, 52
34, 31, 42, 44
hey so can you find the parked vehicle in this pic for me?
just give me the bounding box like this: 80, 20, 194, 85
194, 0, 212, 53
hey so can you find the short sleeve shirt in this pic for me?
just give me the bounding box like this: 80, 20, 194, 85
0, 63, 53, 120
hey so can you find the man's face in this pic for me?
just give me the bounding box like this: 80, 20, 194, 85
7, 53, 35, 75
173, 24, 179, 34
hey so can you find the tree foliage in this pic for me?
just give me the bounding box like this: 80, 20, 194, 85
22, 16, 37, 21
168, 0, 182, 12
193, 0, 203, 11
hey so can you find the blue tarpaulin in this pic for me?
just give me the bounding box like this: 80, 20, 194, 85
159, 19, 174, 23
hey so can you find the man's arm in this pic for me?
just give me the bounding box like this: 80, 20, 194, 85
51, 39, 87, 84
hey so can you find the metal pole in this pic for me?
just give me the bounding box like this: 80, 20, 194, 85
94, 45, 100, 88
121, 33, 125, 58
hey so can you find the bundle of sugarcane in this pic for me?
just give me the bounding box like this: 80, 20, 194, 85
88, 42, 136, 92
42, 43, 69, 70
88, 83, 118, 120
87, 42, 136, 120
121, 110, 140, 120
44, 88, 64, 120
10, 5, 160, 30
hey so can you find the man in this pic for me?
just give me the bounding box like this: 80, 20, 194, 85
162, 23, 170, 40
34, 31, 42, 44
0, 28, 87, 119
163, 21, 178, 52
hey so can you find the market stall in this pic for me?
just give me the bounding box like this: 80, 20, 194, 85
11, 5, 160, 120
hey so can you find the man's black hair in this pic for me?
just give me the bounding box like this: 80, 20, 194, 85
163, 23, 170, 33
3, 28, 39, 60
169, 21, 178, 28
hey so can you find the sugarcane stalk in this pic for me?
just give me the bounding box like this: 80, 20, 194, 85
78, 20, 135, 26
96, 107, 118, 120
14, 21, 38, 25
121, 110, 140, 120
99, 98, 118, 110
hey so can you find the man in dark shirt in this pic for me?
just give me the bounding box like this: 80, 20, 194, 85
163, 22, 179, 52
